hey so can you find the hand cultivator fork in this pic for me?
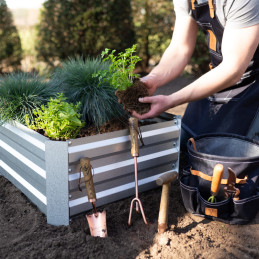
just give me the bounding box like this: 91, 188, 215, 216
128, 117, 148, 226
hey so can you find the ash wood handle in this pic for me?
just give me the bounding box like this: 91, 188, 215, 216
157, 171, 178, 234
158, 182, 171, 233
211, 164, 224, 196
129, 117, 139, 157
156, 171, 178, 186
80, 158, 96, 202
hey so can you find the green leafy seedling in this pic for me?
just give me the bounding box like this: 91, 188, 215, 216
93, 44, 141, 91
26, 93, 85, 140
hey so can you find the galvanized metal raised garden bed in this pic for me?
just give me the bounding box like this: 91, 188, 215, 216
0, 113, 181, 226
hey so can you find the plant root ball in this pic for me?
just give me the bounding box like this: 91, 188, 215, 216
116, 79, 150, 115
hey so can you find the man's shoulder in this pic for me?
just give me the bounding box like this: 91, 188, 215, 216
173, 0, 190, 16
222, 0, 259, 28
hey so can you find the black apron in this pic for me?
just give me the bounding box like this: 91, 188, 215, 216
182, 0, 259, 138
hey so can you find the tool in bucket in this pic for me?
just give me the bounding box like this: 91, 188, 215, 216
208, 164, 224, 203
128, 117, 148, 226
181, 134, 259, 224
79, 158, 107, 237
224, 167, 240, 200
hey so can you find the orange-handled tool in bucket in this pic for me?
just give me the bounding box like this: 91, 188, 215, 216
208, 164, 224, 203
128, 117, 148, 226
80, 158, 107, 237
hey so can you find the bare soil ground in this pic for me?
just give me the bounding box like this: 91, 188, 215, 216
0, 75, 258, 259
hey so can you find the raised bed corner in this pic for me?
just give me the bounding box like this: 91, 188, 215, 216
0, 113, 181, 226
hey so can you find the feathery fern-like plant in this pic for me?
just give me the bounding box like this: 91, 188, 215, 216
51, 57, 125, 128
0, 72, 57, 125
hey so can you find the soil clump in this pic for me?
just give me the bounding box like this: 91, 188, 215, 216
116, 79, 150, 115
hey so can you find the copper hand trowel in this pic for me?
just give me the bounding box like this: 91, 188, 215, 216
80, 158, 107, 238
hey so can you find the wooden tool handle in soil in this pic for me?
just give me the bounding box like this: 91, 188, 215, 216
157, 171, 178, 234
80, 158, 96, 202
210, 164, 224, 196
129, 117, 139, 157
158, 182, 171, 234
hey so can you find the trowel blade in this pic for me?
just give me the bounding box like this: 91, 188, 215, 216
86, 211, 107, 238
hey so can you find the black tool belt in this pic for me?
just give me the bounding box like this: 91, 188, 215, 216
180, 133, 259, 224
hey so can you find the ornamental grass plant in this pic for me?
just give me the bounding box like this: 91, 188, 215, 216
50, 57, 126, 128
0, 72, 57, 125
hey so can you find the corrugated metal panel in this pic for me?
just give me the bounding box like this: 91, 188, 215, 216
68, 121, 179, 163
69, 170, 174, 216
0, 122, 47, 157
0, 150, 46, 195
0, 133, 46, 178
68, 114, 181, 217
0, 158, 47, 214
68, 147, 178, 189
0, 123, 47, 215
72, 163, 173, 196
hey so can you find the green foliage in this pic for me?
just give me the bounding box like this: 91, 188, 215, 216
51, 56, 125, 128
0, 72, 57, 125
19, 26, 37, 57
190, 30, 210, 75
36, 0, 135, 66
0, 3, 22, 72
131, 0, 175, 68
27, 93, 84, 140
95, 44, 141, 90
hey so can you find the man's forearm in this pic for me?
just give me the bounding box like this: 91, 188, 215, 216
170, 24, 259, 107
169, 62, 244, 107
143, 16, 198, 90
147, 45, 191, 88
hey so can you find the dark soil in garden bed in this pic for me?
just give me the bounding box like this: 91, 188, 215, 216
78, 116, 157, 138
78, 117, 130, 137
0, 76, 258, 259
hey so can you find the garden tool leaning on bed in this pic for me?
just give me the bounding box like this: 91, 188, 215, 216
128, 117, 148, 226
80, 158, 107, 237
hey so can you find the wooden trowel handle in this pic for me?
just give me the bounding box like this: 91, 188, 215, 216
80, 158, 96, 202
129, 117, 139, 157
211, 164, 224, 196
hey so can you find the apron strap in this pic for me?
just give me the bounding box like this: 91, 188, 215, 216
191, 0, 195, 10
208, 0, 215, 18
190, 168, 248, 184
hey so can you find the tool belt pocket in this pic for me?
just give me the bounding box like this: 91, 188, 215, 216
180, 133, 259, 224
180, 168, 259, 224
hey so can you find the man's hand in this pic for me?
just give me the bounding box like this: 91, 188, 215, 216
140, 75, 157, 96
131, 95, 172, 120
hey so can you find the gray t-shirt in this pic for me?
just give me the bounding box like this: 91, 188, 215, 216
173, 0, 259, 29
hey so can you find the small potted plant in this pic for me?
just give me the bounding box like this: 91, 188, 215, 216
94, 44, 151, 115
